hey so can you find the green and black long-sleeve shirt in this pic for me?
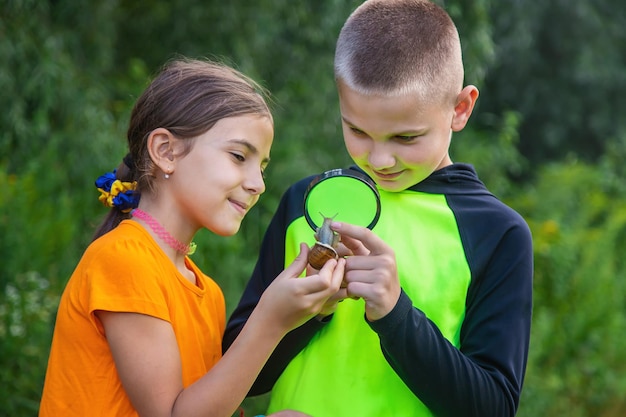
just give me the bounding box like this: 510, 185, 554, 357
224, 163, 533, 417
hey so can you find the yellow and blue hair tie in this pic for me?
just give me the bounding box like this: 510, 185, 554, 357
95, 169, 139, 213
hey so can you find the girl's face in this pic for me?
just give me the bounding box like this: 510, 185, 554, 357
338, 81, 455, 192
172, 114, 274, 236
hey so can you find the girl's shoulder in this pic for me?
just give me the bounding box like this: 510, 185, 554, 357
77, 220, 171, 282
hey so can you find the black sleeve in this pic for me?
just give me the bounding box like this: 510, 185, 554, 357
368, 206, 533, 417
222, 178, 325, 395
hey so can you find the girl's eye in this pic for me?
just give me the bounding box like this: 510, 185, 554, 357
231, 152, 245, 162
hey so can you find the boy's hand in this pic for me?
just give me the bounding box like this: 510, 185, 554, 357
331, 221, 401, 321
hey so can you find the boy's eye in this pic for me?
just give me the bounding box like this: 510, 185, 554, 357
394, 135, 418, 142
349, 127, 367, 136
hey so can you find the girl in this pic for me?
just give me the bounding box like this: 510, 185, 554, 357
39, 58, 343, 417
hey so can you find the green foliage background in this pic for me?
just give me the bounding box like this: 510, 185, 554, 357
1, 0, 625, 415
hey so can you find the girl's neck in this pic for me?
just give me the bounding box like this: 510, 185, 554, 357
131, 208, 197, 256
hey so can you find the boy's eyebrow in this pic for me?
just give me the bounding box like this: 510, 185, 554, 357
341, 116, 426, 136
229, 139, 271, 164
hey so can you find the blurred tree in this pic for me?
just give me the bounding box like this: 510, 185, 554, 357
480, 0, 626, 166
0, 0, 128, 283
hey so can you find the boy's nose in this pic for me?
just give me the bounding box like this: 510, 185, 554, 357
367, 143, 395, 170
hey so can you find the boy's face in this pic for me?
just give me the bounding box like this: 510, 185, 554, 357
338, 81, 455, 192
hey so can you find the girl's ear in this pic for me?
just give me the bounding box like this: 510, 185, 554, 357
451, 85, 479, 132
147, 128, 176, 176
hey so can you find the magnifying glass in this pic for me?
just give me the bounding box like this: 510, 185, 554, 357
303, 168, 381, 269
304, 168, 381, 230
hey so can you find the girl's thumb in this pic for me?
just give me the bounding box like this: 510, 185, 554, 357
283, 243, 310, 277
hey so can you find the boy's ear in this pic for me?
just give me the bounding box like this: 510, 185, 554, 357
147, 128, 176, 175
451, 85, 479, 132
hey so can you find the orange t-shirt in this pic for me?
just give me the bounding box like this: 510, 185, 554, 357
39, 220, 226, 417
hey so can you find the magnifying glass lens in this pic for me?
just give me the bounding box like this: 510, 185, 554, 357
304, 168, 381, 231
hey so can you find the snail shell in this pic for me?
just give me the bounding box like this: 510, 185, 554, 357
308, 242, 339, 270
308, 215, 340, 269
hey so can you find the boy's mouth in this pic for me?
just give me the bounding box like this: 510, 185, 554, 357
371, 169, 403, 181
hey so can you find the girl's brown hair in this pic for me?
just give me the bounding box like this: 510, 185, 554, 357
93, 57, 272, 240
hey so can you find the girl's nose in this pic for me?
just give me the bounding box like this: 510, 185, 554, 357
244, 169, 266, 195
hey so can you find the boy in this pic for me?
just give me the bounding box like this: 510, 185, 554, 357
223, 1, 533, 416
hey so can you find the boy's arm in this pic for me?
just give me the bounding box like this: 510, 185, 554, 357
369, 218, 533, 417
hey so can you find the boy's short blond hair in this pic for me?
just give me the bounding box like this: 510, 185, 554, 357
334, 0, 464, 106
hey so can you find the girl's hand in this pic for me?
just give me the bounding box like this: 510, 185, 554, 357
307, 240, 354, 318
258, 243, 345, 333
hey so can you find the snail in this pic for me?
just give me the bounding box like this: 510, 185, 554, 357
308, 214, 340, 270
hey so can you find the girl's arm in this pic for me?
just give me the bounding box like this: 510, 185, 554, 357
98, 245, 344, 417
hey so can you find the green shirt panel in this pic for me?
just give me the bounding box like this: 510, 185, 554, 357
271, 190, 470, 417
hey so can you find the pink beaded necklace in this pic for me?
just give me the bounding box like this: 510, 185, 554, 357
131, 208, 197, 255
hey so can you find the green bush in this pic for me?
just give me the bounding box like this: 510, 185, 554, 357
515, 161, 626, 417
0, 271, 59, 415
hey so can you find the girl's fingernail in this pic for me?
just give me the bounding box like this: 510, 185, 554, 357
331, 221, 342, 229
